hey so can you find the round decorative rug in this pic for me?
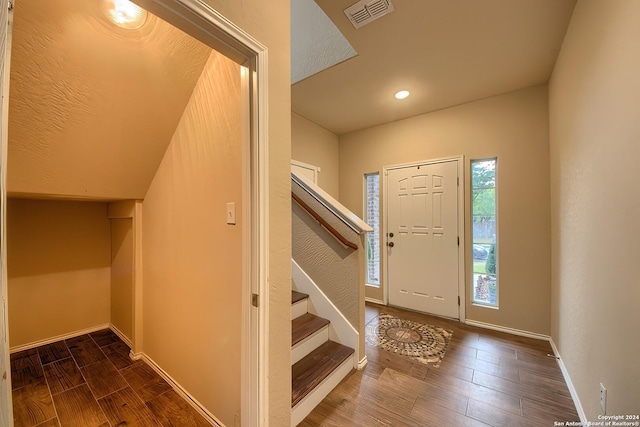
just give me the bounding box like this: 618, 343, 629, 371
366, 313, 453, 367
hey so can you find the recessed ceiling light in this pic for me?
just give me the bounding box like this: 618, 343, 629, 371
395, 90, 410, 100
103, 0, 148, 30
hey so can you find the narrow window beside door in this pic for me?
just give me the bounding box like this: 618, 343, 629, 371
364, 173, 380, 286
471, 159, 498, 307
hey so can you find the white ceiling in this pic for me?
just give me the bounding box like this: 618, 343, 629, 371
291, 0, 577, 135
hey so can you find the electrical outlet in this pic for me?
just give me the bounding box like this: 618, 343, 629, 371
600, 383, 607, 414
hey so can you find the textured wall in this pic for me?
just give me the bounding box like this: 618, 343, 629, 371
549, 0, 640, 419
109, 218, 133, 343
199, 1, 292, 424
142, 50, 242, 426
7, 199, 111, 347
291, 0, 356, 84
292, 112, 340, 198
340, 85, 552, 334
292, 184, 360, 328
8, 0, 210, 199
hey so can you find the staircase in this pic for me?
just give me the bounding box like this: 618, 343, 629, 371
291, 290, 355, 425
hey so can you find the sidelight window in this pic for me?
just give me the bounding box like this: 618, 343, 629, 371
471, 159, 498, 307
364, 173, 380, 286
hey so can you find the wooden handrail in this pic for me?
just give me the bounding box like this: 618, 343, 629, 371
292, 192, 358, 250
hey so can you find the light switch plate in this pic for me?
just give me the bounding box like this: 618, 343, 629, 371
226, 202, 236, 225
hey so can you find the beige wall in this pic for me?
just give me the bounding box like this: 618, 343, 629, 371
292, 112, 340, 198
142, 50, 243, 426
7, 199, 110, 348
201, 2, 292, 424
292, 186, 360, 328
109, 218, 133, 344
340, 85, 552, 334
549, 0, 640, 419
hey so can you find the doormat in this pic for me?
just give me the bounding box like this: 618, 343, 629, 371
366, 313, 453, 367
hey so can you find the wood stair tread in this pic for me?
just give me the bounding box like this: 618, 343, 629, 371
292, 290, 308, 304
292, 313, 330, 346
291, 341, 354, 408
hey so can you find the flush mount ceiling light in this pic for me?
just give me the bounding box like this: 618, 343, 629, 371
103, 0, 147, 30
394, 90, 410, 100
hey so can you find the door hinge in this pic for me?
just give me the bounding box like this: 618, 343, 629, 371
458, 296, 460, 306
457, 236, 460, 246
251, 293, 259, 308
457, 177, 459, 186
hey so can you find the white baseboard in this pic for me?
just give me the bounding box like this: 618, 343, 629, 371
357, 355, 368, 370
549, 338, 587, 424
108, 324, 132, 348
138, 352, 224, 427
465, 318, 586, 424
9, 323, 110, 353
364, 297, 384, 305
464, 319, 550, 341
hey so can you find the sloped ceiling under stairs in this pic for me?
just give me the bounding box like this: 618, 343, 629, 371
8, 0, 212, 200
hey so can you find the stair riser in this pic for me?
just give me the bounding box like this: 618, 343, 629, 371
291, 326, 329, 365
291, 354, 354, 426
291, 299, 308, 320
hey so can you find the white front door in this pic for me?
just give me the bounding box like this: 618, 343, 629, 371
386, 160, 460, 319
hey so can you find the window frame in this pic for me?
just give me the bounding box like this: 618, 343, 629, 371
363, 172, 380, 287
470, 158, 499, 308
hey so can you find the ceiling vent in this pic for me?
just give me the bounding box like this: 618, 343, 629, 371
344, 0, 395, 29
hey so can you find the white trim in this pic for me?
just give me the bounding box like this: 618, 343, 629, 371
291, 326, 329, 365
254, 45, 270, 427
134, 2, 270, 426
549, 338, 588, 424
9, 324, 110, 353
292, 171, 373, 234
291, 353, 354, 427
109, 323, 133, 348
383, 156, 465, 320
464, 319, 550, 341
292, 259, 359, 368
385, 156, 465, 171
291, 159, 319, 184
0, 2, 13, 425
357, 355, 368, 370
364, 296, 384, 305
291, 298, 308, 320
456, 156, 466, 322
138, 352, 225, 427
470, 157, 499, 309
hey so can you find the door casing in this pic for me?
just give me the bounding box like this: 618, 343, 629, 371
0, 1, 270, 425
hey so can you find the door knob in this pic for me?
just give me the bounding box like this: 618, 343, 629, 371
388, 242, 395, 248
389, 232, 394, 238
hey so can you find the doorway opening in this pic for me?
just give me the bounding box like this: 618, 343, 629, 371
0, 0, 268, 425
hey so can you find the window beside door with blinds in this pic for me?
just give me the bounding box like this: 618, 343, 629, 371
364, 172, 380, 286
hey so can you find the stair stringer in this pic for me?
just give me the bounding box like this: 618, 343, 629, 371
291, 259, 360, 368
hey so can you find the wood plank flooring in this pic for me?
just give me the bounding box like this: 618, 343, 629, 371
10, 330, 210, 427
300, 303, 580, 426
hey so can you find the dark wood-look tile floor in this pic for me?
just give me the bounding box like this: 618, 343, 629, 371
300, 303, 581, 427
10, 329, 210, 427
